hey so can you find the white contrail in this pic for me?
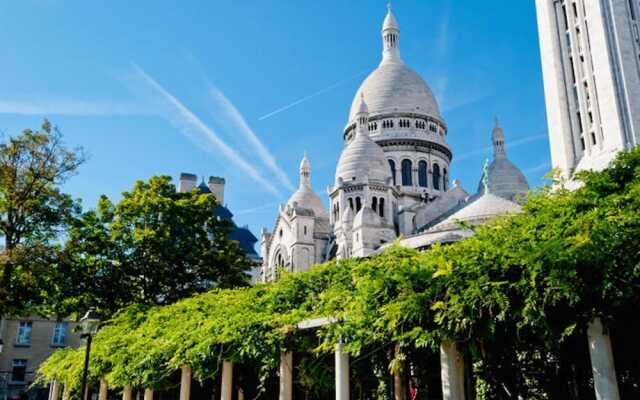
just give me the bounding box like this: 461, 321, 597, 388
131, 64, 282, 198
234, 202, 280, 216
0, 99, 150, 116
258, 70, 368, 121
456, 133, 548, 161
525, 161, 551, 174
208, 85, 296, 192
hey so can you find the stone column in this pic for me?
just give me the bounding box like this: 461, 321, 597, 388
335, 342, 349, 400
279, 352, 293, 400
440, 341, 465, 400
587, 318, 621, 400
143, 389, 154, 400
50, 380, 61, 400
98, 379, 108, 400
62, 385, 70, 400
122, 385, 133, 400
220, 361, 233, 400
393, 344, 405, 400
180, 365, 192, 400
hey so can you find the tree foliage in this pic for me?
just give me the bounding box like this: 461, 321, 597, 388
0, 121, 84, 315
38, 148, 640, 399
54, 175, 253, 317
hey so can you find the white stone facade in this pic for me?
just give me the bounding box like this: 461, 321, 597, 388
536, 0, 640, 178
261, 155, 330, 281
260, 5, 530, 282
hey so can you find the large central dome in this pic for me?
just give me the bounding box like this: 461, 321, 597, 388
349, 62, 441, 122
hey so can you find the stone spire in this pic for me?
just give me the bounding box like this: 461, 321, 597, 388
299, 151, 311, 188
492, 117, 506, 158
381, 3, 402, 64
355, 93, 370, 135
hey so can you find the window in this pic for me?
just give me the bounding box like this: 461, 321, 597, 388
379, 198, 385, 218
562, 5, 569, 30
275, 252, 285, 267
11, 359, 27, 382
348, 198, 354, 210
52, 322, 68, 346
303, 226, 307, 236
401, 159, 412, 186
16, 321, 32, 346
388, 159, 397, 185
591, 132, 597, 145
577, 111, 584, 133
443, 168, 448, 191
433, 164, 441, 190
371, 197, 377, 212
355, 197, 362, 212
418, 160, 428, 187
429, 124, 437, 133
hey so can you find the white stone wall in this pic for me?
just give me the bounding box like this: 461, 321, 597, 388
536, 0, 640, 177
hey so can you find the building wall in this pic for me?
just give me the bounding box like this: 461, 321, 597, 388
536, 0, 640, 177
0, 317, 80, 400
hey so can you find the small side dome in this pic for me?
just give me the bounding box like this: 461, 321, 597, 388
478, 158, 529, 201
336, 97, 391, 184
478, 119, 529, 201
288, 153, 327, 218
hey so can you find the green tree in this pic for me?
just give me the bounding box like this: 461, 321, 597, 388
0, 120, 84, 315
57, 175, 252, 317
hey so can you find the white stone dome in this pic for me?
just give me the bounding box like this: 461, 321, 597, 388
288, 153, 328, 218
348, 62, 441, 122
478, 121, 530, 201
288, 185, 327, 217
478, 158, 529, 201
335, 129, 391, 184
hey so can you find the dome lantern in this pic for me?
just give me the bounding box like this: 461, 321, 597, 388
492, 117, 507, 158
381, 3, 401, 64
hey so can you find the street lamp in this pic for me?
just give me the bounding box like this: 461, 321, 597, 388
79, 309, 100, 400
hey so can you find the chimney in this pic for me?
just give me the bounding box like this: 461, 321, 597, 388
208, 176, 226, 205
178, 173, 197, 193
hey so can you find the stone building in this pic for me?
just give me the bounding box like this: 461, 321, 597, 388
536, 0, 640, 178
260, 5, 529, 281
0, 317, 80, 400
260, 154, 331, 281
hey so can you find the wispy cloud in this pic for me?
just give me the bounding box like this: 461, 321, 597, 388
0, 99, 150, 116
207, 85, 295, 192
234, 202, 280, 216
130, 64, 282, 198
258, 70, 367, 121
456, 133, 548, 162
525, 161, 551, 174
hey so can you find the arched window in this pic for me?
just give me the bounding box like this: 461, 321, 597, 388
355, 197, 362, 212
443, 168, 448, 191
388, 159, 397, 185
372, 197, 377, 212
418, 160, 428, 187
348, 198, 354, 210
303, 226, 307, 235
379, 198, 385, 218
401, 159, 412, 186
275, 252, 284, 267
433, 163, 441, 190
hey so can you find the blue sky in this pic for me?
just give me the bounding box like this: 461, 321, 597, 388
0, 1, 550, 241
